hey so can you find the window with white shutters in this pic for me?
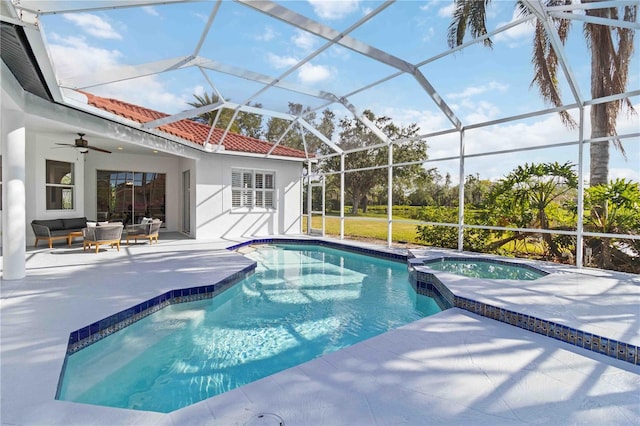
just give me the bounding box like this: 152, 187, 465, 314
232, 169, 275, 208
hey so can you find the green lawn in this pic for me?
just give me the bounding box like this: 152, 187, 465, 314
302, 215, 422, 243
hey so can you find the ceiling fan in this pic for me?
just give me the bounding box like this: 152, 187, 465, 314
55, 133, 112, 154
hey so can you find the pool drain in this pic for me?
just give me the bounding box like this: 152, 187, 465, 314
244, 413, 284, 426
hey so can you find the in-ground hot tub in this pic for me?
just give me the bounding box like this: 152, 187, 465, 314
423, 257, 548, 280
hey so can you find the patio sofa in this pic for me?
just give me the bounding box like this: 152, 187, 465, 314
31, 217, 93, 248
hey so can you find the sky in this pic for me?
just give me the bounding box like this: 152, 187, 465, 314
36, 0, 640, 184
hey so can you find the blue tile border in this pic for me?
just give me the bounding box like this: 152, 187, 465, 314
422, 256, 549, 278
63, 238, 639, 369
64, 263, 256, 355
409, 267, 639, 366
227, 238, 408, 263
64, 239, 407, 356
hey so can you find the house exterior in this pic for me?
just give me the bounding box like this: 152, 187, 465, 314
1, 55, 308, 279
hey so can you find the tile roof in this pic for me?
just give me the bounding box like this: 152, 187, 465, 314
83, 92, 309, 159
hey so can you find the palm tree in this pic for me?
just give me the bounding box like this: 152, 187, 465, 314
447, 0, 636, 187
187, 92, 238, 132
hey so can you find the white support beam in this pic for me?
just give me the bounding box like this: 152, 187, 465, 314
412, 70, 463, 130
141, 100, 223, 129
195, 57, 339, 102
266, 0, 463, 133
60, 56, 195, 89
548, 11, 640, 30
235, 0, 412, 73
224, 102, 296, 121
576, 108, 585, 268
457, 130, 465, 252
192, 0, 222, 57
299, 119, 343, 154
266, 118, 299, 157
545, 1, 639, 13
13, 0, 199, 15
339, 98, 393, 144
299, 123, 310, 159
524, 0, 583, 107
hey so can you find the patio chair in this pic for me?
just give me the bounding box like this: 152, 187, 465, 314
125, 219, 162, 245
83, 224, 123, 253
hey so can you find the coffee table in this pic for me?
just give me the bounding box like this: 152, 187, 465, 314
67, 231, 83, 247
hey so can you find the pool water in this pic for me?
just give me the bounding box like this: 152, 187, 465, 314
424, 258, 547, 280
57, 244, 441, 413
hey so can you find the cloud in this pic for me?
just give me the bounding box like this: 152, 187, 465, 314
299, 63, 333, 83
48, 34, 191, 113
437, 4, 455, 18
265, 52, 332, 83
193, 12, 208, 23
308, 0, 359, 20
141, 6, 159, 17
611, 167, 640, 182
421, 26, 435, 42
419, 104, 640, 183
48, 33, 123, 79
256, 26, 277, 42
63, 14, 122, 40
292, 29, 317, 52
266, 53, 298, 69
493, 9, 535, 47
462, 101, 501, 123
376, 106, 449, 135
447, 81, 509, 100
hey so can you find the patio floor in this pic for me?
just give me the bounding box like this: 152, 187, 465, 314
1, 234, 638, 425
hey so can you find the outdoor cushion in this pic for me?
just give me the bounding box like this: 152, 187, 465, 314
62, 217, 87, 230
32, 219, 65, 231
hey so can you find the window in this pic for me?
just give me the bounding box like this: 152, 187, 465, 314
46, 160, 74, 210
96, 170, 166, 225
232, 169, 275, 208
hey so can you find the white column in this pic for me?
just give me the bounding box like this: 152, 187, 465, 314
2, 109, 26, 280
339, 154, 344, 240
387, 144, 393, 248
576, 107, 585, 268
458, 129, 465, 252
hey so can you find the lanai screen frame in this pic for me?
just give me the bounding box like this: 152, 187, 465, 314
6, 0, 639, 269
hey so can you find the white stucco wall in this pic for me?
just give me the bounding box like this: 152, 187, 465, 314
21, 139, 303, 245
195, 155, 303, 240
82, 152, 181, 231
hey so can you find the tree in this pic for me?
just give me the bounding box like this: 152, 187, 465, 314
582, 178, 640, 272
319, 110, 427, 214
484, 161, 578, 258
188, 93, 264, 139
265, 103, 317, 151
447, 1, 636, 187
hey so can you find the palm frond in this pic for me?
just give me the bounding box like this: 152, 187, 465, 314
530, 18, 576, 128
447, 0, 492, 48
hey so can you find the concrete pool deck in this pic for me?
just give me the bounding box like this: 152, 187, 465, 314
1, 234, 638, 425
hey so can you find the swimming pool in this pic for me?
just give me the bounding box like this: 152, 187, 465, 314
57, 244, 442, 412
423, 257, 548, 280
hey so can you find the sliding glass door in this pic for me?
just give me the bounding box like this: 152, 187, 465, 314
96, 170, 166, 225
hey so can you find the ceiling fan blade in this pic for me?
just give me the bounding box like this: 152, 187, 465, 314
87, 145, 112, 154
55, 142, 75, 147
